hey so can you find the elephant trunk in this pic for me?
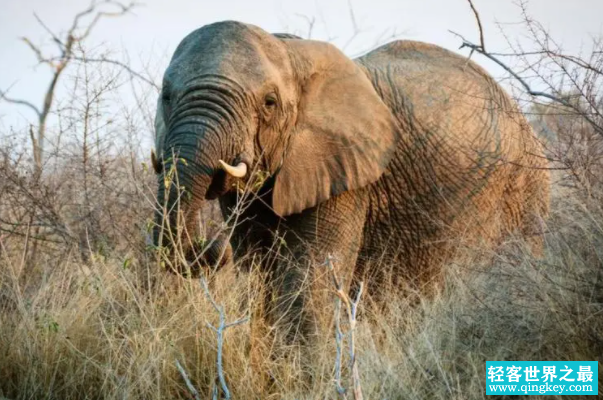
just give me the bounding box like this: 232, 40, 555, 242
153, 120, 234, 273
153, 78, 251, 272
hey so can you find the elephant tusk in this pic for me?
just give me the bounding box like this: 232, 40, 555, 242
218, 159, 247, 178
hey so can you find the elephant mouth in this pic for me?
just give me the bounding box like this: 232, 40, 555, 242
206, 158, 249, 199
205, 167, 231, 200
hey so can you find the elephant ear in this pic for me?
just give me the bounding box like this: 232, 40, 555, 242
272, 40, 400, 216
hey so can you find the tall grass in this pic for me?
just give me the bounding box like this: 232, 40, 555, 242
0, 161, 601, 399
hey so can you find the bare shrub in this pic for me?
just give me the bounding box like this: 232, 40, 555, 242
531, 98, 603, 197
456, 0, 603, 197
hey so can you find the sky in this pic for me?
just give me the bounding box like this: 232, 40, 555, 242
1, 0, 602, 131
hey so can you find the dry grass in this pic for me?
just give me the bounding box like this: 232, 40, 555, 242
0, 163, 601, 400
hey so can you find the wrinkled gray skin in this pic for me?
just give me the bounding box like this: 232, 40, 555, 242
153, 21, 550, 340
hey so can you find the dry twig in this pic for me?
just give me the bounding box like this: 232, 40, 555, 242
452, 0, 603, 136
326, 255, 364, 400
175, 359, 201, 400
467, 0, 485, 52
200, 277, 249, 400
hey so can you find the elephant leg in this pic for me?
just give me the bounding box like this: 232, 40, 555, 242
269, 188, 369, 344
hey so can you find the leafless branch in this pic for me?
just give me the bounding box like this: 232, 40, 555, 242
466, 0, 485, 52
200, 277, 249, 400
175, 360, 201, 400
454, 0, 603, 196
79, 2, 138, 41
69, 56, 159, 89
326, 255, 364, 400
485, 48, 603, 76
342, 0, 366, 52
0, 88, 41, 116
32, 13, 64, 52
450, 30, 603, 136
0, 1, 141, 175
328, 255, 347, 399
28, 125, 41, 172
294, 14, 316, 39
347, 0, 359, 34
20, 37, 50, 65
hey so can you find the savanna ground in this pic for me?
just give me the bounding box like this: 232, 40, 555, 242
1, 1, 602, 399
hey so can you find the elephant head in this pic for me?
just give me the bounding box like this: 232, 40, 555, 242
153, 21, 399, 271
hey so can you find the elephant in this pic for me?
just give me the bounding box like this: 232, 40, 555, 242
152, 21, 550, 340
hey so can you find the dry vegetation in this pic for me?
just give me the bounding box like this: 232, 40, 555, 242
1, 162, 602, 399
0, 1, 602, 399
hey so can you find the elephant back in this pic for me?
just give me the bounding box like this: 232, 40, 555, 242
355, 40, 549, 282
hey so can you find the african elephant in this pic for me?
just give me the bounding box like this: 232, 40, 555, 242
152, 21, 550, 338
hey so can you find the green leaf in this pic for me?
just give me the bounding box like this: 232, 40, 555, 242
48, 321, 59, 333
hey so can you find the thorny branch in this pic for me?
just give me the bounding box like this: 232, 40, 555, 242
453, 0, 603, 136
450, 31, 579, 108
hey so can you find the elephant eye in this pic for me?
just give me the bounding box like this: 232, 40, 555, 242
264, 94, 278, 109
162, 92, 172, 115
